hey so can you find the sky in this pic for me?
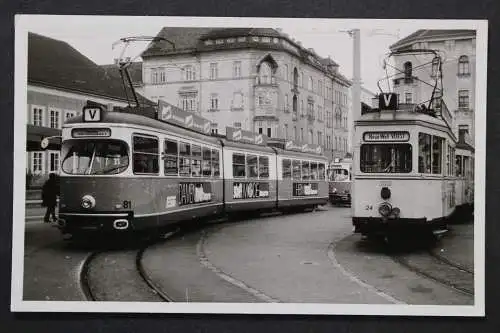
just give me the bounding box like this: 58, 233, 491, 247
17, 15, 482, 94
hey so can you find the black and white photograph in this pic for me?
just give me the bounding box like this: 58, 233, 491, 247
11, 15, 487, 316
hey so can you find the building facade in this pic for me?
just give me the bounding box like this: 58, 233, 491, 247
26, 33, 152, 187
389, 30, 476, 141
140, 28, 351, 161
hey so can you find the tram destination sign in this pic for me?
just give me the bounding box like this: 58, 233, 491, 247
225, 127, 268, 146
363, 131, 410, 142
157, 100, 211, 135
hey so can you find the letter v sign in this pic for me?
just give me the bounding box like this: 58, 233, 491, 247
83, 107, 101, 122
383, 94, 392, 107
378, 93, 397, 110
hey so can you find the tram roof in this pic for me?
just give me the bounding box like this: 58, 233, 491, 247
272, 147, 328, 161
219, 137, 276, 154
64, 110, 221, 144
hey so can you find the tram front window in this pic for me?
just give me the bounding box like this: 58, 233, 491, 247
331, 169, 349, 181
61, 139, 129, 175
360, 144, 412, 173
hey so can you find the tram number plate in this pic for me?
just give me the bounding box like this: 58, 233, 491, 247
379, 181, 392, 187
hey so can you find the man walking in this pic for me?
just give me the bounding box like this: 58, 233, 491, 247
42, 173, 58, 223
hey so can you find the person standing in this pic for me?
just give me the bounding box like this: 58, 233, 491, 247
42, 173, 58, 223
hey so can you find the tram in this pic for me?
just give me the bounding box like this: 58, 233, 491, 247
53, 102, 329, 238
328, 159, 352, 205
351, 94, 474, 240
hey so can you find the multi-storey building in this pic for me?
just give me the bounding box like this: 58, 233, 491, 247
347, 86, 376, 155
389, 30, 476, 141
26, 33, 152, 187
140, 28, 351, 161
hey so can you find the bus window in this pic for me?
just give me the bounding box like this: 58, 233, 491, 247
179, 142, 191, 176
202, 147, 211, 177
211, 149, 220, 177
246, 154, 258, 178
360, 144, 412, 173
191, 144, 202, 177
259, 156, 269, 178
133, 135, 159, 174
292, 160, 301, 180
282, 159, 291, 179
302, 161, 310, 180
318, 163, 325, 180
233, 153, 246, 178
164, 139, 178, 176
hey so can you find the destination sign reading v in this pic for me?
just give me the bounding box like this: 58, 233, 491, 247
363, 131, 410, 142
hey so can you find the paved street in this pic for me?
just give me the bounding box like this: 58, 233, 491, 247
21, 203, 474, 304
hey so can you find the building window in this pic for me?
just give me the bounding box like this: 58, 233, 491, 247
211, 123, 218, 134
233, 61, 241, 78
180, 93, 197, 111
210, 94, 219, 110
234, 122, 242, 128
150, 67, 166, 84
308, 129, 313, 144
64, 110, 76, 121
259, 62, 272, 84
210, 63, 218, 80
458, 125, 469, 139
405, 92, 413, 104
267, 127, 272, 138
284, 64, 289, 81
458, 55, 470, 76
293, 126, 297, 140
301, 128, 304, 142
49, 109, 60, 129
232, 92, 244, 110
31, 151, 43, 174
458, 90, 469, 109
284, 124, 288, 139
308, 76, 313, 91
32, 106, 44, 126
284, 94, 289, 110
183, 65, 196, 81
49, 151, 59, 173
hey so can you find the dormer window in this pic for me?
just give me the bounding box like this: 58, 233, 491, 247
404, 61, 412, 78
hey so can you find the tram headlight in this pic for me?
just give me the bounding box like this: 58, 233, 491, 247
381, 187, 391, 200
378, 202, 392, 217
81, 194, 96, 209
390, 207, 401, 218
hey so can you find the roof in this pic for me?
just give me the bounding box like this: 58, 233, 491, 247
390, 29, 476, 50
141, 27, 351, 86
101, 62, 143, 86
28, 33, 154, 107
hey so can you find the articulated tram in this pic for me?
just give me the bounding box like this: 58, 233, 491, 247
351, 95, 474, 240
55, 103, 328, 238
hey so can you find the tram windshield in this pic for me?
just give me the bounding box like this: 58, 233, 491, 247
330, 168, 350, 181
360, 144, 412, 173
61, 139, 129, 175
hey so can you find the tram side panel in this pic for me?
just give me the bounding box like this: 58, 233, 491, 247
222, 146, 278, 213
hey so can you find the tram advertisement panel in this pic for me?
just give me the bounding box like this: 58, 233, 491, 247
233, 182, 270, 199
293, 182, 319, 196
177, 182, 212, 206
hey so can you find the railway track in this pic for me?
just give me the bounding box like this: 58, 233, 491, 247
391, 249, 474, 297
79, 233, 177, 302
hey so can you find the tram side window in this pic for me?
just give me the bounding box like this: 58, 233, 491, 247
246, 154, 258, 178
310, 162, 318, 180
164, 139, 178, 176
418, 133, 432, 173
179, 142, 191, 176
202, 147, 211, 177
211, 149, 220, 177
259, 156, 269, 178
133, 135, 159, 174
302, 161, 310, 180
432, 136, 443, 174
191, 145, 202, 177
233, 153, 246, 178
360, 144, 412, 173
318, 163, 325, 180
292, 160, 301, 180
282, 159, 292, 179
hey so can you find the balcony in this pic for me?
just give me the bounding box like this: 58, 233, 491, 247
254, 76, 278, 86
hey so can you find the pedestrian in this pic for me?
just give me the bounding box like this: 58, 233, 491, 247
42, 173, 59, 223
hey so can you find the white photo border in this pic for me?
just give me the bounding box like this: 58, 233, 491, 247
12, 15, 488, 317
